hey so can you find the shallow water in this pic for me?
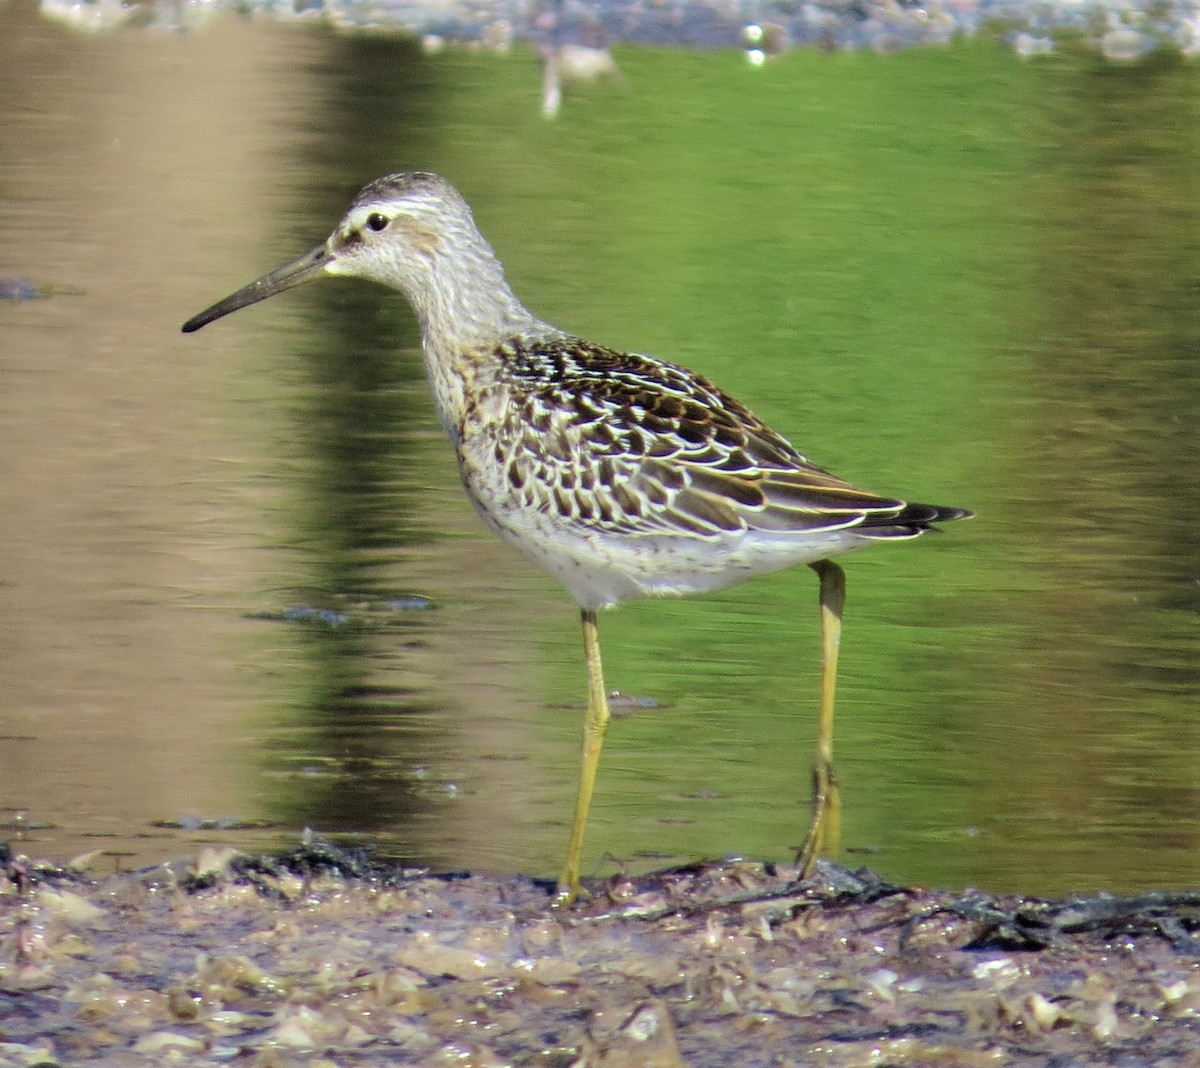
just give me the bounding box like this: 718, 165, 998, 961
1, 10, 1196, 895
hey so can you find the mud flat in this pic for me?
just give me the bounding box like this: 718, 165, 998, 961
3, 844, 1200, 1065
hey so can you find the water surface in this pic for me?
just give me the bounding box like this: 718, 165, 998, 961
1, 10, 1196, 894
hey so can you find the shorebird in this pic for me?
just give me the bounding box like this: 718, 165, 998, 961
182, 172, 972, 904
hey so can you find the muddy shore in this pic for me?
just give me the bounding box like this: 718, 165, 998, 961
3, 843, 1199, 1066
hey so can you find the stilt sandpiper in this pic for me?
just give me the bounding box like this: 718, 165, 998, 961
183, 172, 972, 904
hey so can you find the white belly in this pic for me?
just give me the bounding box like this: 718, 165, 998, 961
469, 495, 866, 609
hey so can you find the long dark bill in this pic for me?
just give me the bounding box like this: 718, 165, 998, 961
181, 244, 331, 333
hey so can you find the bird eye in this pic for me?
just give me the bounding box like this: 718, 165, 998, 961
366, 212, 389, 232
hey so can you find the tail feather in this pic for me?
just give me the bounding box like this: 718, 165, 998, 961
857, 502, 974, 540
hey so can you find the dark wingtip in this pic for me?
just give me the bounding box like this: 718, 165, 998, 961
931, 505, 975, 523
856, 501, 974, 539
898, 503, 974, 526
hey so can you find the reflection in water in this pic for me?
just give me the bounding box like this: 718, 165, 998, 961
241, 39, 432, 856
0, 11, 1195, 894
967, 51, 1200, 889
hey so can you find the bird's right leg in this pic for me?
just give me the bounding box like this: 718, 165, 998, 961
555, 607, 611, 905
796, 559, 845, 877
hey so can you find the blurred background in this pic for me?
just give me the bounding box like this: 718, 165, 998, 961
0, 3, 1196, 895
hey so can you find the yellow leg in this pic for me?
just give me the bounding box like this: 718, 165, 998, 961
796, 559, 845, 878
555, 608, 612, 905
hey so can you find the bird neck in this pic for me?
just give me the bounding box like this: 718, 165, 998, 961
416, 261, 541, 350
407, 242, 558, 436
